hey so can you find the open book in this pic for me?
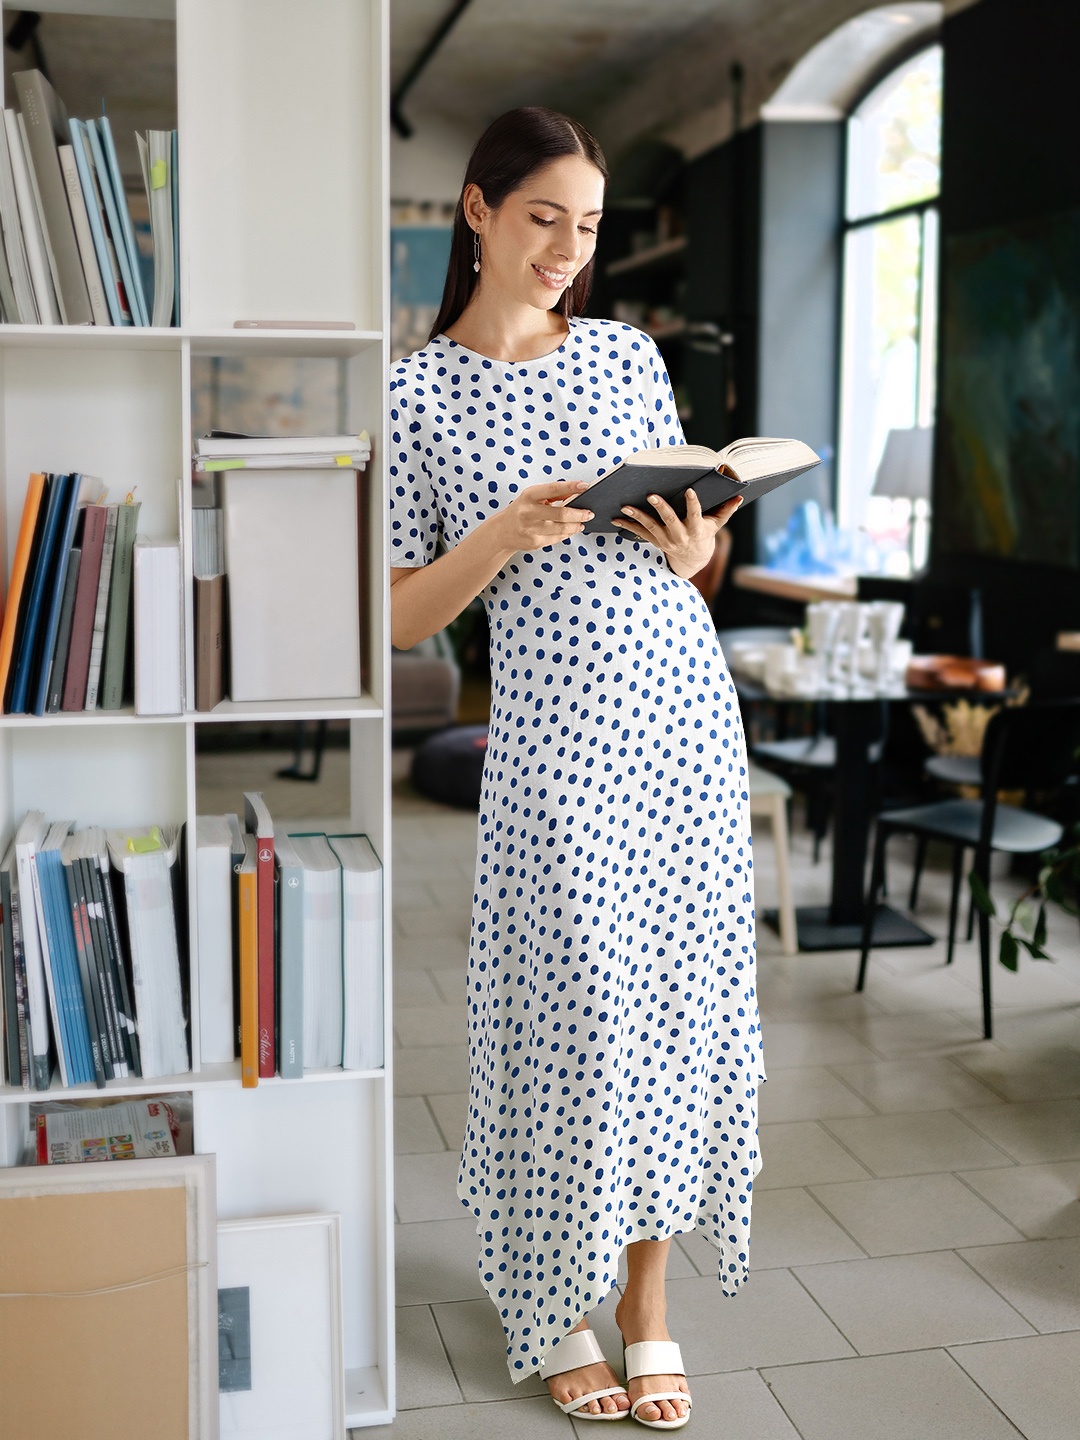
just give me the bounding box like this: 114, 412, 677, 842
578, 437, 820, 534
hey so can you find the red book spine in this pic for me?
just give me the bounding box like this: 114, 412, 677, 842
256, 836, 276, 1077
35, 1112, 48, 1164
61, 505, 107, 710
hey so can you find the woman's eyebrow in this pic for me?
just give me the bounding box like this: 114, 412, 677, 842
527, 197, 604, 217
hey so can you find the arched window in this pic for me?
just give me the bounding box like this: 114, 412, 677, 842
837, 44, 942, 574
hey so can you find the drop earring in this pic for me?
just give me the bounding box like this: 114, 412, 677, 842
473, 231, 481, 273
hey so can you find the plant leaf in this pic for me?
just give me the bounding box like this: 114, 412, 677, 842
968, 869, 996, 918
1000, 931, 1020, 972
1034, 902, 1048, 949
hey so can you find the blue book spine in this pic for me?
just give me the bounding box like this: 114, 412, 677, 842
68, 121, 123, 327
42, 850, 93, 1086
10, 475, 71, 715
30, 849, 75, 1084
31, 475, 84, 716
84, 119, 144, 329
96, 116, 149, 328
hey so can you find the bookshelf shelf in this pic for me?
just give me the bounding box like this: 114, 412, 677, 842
0, 0, 395, 1427
605, 234, 687, 277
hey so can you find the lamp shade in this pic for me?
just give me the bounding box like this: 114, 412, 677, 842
872, 426, 934, 500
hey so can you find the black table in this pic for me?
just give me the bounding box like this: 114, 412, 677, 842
735, 675, 1004, 952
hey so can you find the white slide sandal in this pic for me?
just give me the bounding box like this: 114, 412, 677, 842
623, 1341, 693, 1430
539, 1328, 630, 1420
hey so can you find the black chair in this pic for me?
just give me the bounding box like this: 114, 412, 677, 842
857, 699, 1080, 1039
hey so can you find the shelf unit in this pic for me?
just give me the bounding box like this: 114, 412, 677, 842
0, 0, 394, 1428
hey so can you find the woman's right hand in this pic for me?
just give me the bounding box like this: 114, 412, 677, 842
487, 479, 594, 552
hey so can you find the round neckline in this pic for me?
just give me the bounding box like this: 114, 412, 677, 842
435, 318, 576, 366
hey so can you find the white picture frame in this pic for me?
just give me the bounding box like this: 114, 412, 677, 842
217, 1212, 345, 1440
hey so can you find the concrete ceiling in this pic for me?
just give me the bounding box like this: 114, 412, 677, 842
392, 0, 974, 162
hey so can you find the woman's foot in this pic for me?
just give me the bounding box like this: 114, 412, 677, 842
543, 1320, 631, 1417
614, 1300, 691, 1425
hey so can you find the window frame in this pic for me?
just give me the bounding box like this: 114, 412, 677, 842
835, 40, 942, 544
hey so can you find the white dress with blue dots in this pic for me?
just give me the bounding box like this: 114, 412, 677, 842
390, 318, 764, 1380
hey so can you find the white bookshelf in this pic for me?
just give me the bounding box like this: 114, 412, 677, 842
0, 0, 394, 1427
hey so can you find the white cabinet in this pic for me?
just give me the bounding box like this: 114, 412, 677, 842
0, 1, 393, 1424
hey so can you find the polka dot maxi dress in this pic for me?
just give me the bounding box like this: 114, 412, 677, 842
390, 318, 764, 1380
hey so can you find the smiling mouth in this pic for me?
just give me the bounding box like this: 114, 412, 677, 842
532, 264, 573, 288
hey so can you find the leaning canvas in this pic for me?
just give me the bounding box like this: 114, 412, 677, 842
0, 1153, 218, 1440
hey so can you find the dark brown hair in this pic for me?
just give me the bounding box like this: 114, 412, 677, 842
428, 107, 608, 342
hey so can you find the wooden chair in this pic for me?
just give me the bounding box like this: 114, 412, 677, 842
748, 762, 797, 955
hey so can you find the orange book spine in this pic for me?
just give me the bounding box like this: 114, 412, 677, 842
0, 473, 47, 704
239, 842, 259, 1088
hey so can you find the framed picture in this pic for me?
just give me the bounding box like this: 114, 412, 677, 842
217, 1212, 345, 1440
0, 1153, 217, 1440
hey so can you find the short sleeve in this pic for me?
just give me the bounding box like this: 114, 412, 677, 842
642, 337, 686, 449
389, 373, 441, 568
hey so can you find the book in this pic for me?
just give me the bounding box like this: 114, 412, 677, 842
45, 547, 81, 713
84, 117, 143, 328
57, 143, 109, 325
31, 474, 94, 716
287, 833, 342, 1070
62, 832, 127, 1082
0, 847, 20, 1086
34, 1097, 181, 1163
135, 129, 174, 327
0, 169, 20, 321
100, 499, 141, 709
197, 452, 371, 472
170, 127, 179, 326
68, 118, 130, 326
97, 114, 149, 327
193, 574, 225, 712
58, 840, 110, 1087
9, 472, 71, 714
84, 503, 118, 708
327, 834, 383, 1071
243, 792, 275, 1078
4, 109, 59, 323
194, 430, 372, 459
61, 504, 108, 710
12, 812, 53, 1091
106, 825, 187, 1079
29, 819, 88, 1088
0, 111, 37, 322
223, 468, 361, 702
237, 834, 258, 1088
273, 832, 304, 1079
9, 875, 32, 1090
0, 473, 46, 708
133, 540, 183, 714
12, 69, 93, 324
195, 815, 236, 1067
578, 437, 822, 533
89, 835, 140, 1077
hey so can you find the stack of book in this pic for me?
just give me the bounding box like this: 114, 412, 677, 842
193, 431, 371, 472
196, 791, 382, 1086
0, 474, 141, 715
0, 815, 188, 1092
0, 68, 178, 328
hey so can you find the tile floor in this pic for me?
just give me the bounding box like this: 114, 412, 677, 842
361, 752, 1080, 1440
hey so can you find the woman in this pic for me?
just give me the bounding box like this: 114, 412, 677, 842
390, 107, 763, 1429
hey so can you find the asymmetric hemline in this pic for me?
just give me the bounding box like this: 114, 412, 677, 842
390, 318, 764, 1378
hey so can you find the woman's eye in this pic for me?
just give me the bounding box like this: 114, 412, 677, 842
579, 226, 597, 236
530, 215, 555, 227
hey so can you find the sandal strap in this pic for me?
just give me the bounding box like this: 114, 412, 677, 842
624, 1341, 686, 1381
558, 1385, 629, 1415
630, 1392, 693, 1419
539, 1327, 607, 1379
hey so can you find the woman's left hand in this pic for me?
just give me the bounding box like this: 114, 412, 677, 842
612, 488, 743, 579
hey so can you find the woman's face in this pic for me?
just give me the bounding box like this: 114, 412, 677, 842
471, 154, 605, 311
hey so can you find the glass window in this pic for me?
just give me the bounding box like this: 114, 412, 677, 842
837, 45, 941, 574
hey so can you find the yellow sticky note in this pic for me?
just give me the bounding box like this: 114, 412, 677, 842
202, 459, 244, 471
335, 455, 352, 466
150, 159, 167, 189
127, 826, 163, 854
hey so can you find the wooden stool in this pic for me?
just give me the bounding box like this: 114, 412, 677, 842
748, 762, 797, 955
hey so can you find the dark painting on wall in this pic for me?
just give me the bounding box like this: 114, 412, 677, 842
935, 206, 1080, 567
